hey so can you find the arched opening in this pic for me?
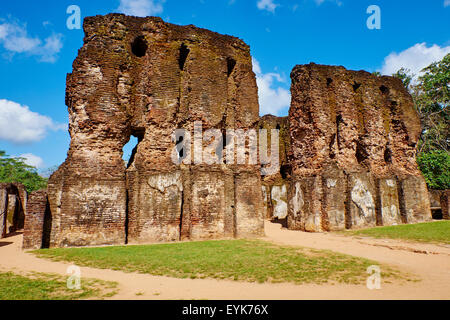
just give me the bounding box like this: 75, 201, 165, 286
131, 36, 148, 57
179, 43, 190, 71
227, 57, 236, 77
379, 85, 389, 95
327, 78, 333, 87
353, 82, 361, 92
123, 136, 138, 167
355, 140, 369, 164
123, 129, 145, 168
384, 146, 392, 163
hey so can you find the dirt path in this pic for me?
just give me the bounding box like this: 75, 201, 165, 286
0, 222, 449, 300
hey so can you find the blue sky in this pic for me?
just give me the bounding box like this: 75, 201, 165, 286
0, 0, 449, 171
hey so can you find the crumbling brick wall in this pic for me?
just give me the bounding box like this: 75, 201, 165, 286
0, 183, 27, 238
259, 115, 290, 223
288, 63, 431, 231
47, 14, 263, 247
0, 186, 7, 238
23, 190, 50, 250
441, 190, 449, 220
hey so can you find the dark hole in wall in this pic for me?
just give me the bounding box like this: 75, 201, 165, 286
276, 124, 281, 130
329, 133, 336, 159
216, 130, 227, 160
271, 217, 288, 228
179, 43, 190, 71
280, 165, 291, 179
431, 208, 443, 220
353, 82, 361, 92
41, 200, 52, 248
355, 139, 369, 164
384, 146, 392, 163
380, 85, 389, 95
327, 78, 333, 87
336, 115, 343, 149
11, 202, 21, 232
131, 36, 148, 57
227, 57, 236, 77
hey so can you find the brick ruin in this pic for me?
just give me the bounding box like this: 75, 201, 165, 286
14, 14, 439, 249
45, 14, 263, 248
0, 183, 26, 239
287, 64, 431, 231
259, 115, 290, 225
429, 190, 450, 220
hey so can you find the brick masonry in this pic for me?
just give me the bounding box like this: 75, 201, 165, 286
23, 190, 49, 250
0, 183, 27, 239
20, 15, 436, 248
287, 64, 432, 231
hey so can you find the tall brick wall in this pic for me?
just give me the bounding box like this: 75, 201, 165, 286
287, 63, 432, 231
23, 190, 49, 250
30, 15, 440, 248
47, 14, 263, 247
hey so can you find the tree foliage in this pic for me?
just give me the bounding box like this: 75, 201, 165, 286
417, 150, 450, 190
0, 150, 48, 193
393, 54, 450, 189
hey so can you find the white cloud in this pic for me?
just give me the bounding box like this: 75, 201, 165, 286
445, 0, 450, 7
379, 43, 450, 77
253, 58, 291, 116
117, 0, 164, 17
257, 0, 279, 13
0, 99, 66, 144
19, 153, 44, 169
0, 18, 63, 63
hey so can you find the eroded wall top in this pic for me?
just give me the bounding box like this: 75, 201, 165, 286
289, 63, 422, 178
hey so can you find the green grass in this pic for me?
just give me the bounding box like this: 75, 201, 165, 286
0, 271, 118, 300
348, 221, 450, 244
33, 239, 405, 285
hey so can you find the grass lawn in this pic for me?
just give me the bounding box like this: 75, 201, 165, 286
0, 271, 118, 300
348, 221, 450, 244
34, 239, 405, 285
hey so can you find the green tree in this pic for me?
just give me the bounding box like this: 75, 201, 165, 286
392, 68, 413, 90
0, 150, 48, 193
417, 150, 450, 190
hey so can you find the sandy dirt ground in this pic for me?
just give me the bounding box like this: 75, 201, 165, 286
0, 221, 448, 300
